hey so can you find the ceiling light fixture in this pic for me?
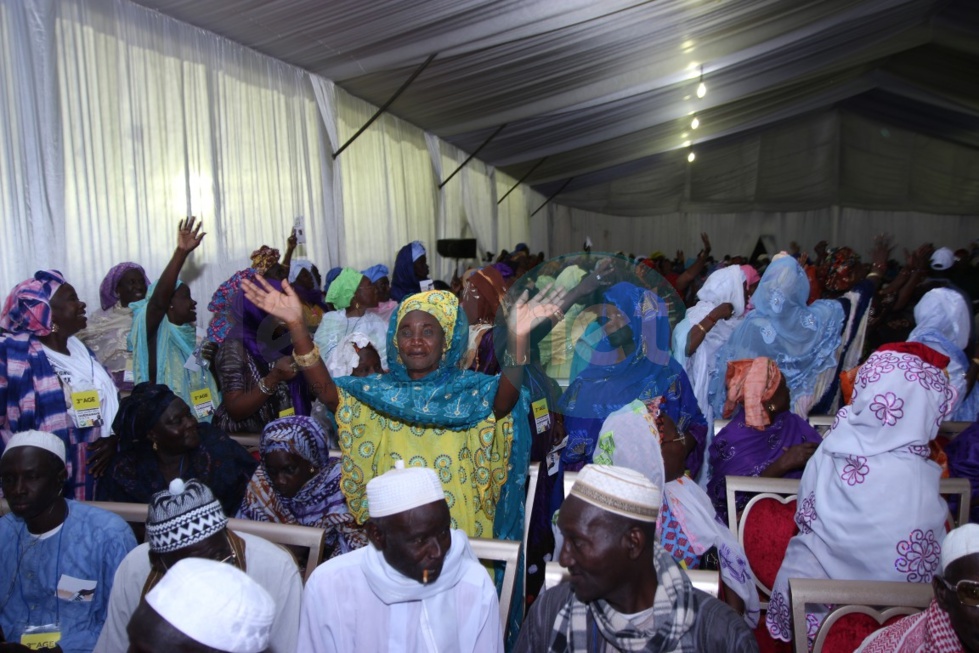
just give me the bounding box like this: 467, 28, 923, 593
687, 151, 696, 163
696, 65, 707, 98
691, 116, 700, 129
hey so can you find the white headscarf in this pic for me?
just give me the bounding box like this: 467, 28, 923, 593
324, 332, 375, 377
766, 345, 954, 642
910, 288, 970, 351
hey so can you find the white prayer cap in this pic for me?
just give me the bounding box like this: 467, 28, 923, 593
1, 430, 66, 464
931, 247, 955, 271
568, 464, 661, 523
367, 459, 445, 519
145, 558, 275, 653
941, 523, 979, 573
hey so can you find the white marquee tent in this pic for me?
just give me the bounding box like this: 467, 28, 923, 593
2, 0, 977, 304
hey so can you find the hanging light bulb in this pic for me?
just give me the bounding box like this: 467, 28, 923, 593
691, 116, 700, 129
687, 151, 696, 163
696, 65, 707, 98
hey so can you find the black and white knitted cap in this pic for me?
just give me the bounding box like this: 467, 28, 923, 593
146, 478, 228, 553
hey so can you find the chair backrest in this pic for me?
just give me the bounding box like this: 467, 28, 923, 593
470, 537, 521, 638
229, 433, 261, 451
82, 500, 325, 584
939, 477, 971, 529
542, 561, 719, 598
789, 578, 934, 653
725, 476, 801, 608
227, 517, 326, 584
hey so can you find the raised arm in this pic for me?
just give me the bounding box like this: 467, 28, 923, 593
674, 232, 712, 295
241, 276, 339, 412
494, 285, 567, 418
282, 228, 298, 269
144, 217, 205, 379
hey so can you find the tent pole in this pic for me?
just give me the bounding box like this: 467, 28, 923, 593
438, 123, 507, 189
332, 53, 437, 159
497, 157, 548, 204
531, 177, 574, 216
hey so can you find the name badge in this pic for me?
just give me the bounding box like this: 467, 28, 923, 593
20, 631, 61, 650
123, 358, 134, 384
546, 436, 568, 477
419, 279, 435, 292
71, 390, 103, 428
278, 407, 296, 418
532, 398, 551, 434
191, 388, 214, 419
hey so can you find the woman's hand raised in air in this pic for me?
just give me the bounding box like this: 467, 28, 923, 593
241, 276, 305, 327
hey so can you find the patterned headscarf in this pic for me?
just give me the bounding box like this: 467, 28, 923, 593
259, 416, 329, 469
249, 246, 280, 275
722, 357, 783, 429
823, 247, 861, 293
99, 262, 150, 311
325, 268, 365, 310
0, 270, 67, 336
113, 382, 179, 452
394, 290, 459, 359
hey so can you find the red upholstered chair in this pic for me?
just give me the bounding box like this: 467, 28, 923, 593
788, 578, 933, 653
726, 476, 802, 653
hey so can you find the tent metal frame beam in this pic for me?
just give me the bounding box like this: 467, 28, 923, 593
333, 53, 437, 159
438, 123, 507, 189
531, 177, 574, 217
497, 157, 548, 204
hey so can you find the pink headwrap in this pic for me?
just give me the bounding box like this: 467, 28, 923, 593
0, 270, 67, 336
740, 265, 760, 287
723, 357, 783, 429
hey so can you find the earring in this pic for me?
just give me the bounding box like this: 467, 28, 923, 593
50, 323, 59, 333
152, 441, 158, 452
767, 403, 776, 413
309, 466, 316, 475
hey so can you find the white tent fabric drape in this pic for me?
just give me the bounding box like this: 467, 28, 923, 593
1, 0, 335, 308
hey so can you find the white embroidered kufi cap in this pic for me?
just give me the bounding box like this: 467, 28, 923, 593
941, 523, 979, 573
145, 558, 275, 653
1, 430, 66, 464
367, 459, 445, 518
569, 464, 662, 523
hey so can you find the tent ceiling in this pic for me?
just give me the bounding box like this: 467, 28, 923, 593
127, 0, 979, 215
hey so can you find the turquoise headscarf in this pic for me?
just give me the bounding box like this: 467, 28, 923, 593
129, 281, 221, 422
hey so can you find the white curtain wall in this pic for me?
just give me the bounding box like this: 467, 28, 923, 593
0, 0, 540, 309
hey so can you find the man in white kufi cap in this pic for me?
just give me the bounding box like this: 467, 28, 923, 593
96, 478, 301, 653
856, 523, 979, 653
515, 464, 756, 652
126, 557, 276, 653
297, 460, 503, 652
0, 430, 137, 651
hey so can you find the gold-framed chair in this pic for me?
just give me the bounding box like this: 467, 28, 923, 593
788, 577, 933, 653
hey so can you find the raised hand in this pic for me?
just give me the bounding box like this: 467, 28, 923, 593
242, 276, 304, 327
871, 233, 893, 268
700, 232, 712, 257
507, 283, 568, 339
177, 216, 205, 253
287, 227, 298, 250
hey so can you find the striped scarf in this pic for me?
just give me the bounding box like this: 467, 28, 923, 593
547, 545, 697, 652
0, 333, 95, 499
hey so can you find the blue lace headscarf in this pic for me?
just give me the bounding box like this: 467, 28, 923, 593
709, 256, 844, 416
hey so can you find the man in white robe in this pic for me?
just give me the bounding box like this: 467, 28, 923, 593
95, 478, 301, 653
297, 460, 503, 653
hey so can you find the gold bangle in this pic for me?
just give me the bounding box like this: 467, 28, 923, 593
292, 346, 322, 369
695, 323, 708, 334
971, 357, 979, 367
867, 272, 882, 279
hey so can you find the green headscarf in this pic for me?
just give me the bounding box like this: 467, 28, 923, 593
325, 268, 364, 310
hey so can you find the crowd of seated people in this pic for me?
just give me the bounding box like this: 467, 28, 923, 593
3, 223, 979, 652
